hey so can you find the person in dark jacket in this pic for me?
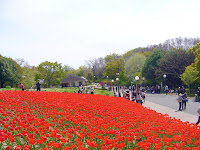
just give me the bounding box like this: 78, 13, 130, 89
181, 93, 188, 110
181, 86, 186, 94
177, 87, 181, 95
36, 80, 41, 91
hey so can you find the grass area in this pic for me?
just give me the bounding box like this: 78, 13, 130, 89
41, 87, 114, 96
0, 87, 114, 96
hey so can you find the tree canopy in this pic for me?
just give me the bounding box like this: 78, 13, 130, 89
142, 50, 166, 84
156, 49, 195, 87
37, 61, 64, 87
0, 55, 22, 88
125, 53, 146, 82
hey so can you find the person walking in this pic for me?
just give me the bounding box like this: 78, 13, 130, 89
164, 85, 169, 95
136, 92, 142, 105
36, 80, 41, 91
177, 93, 183, 111
181, 93, 188, 110
196, 106, 200, 125
177, 87, 181, 95
140, 91, 146, 102
20, 83, 24, 91
181, 86, 186, 94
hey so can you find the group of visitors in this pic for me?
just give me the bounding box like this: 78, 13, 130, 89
176, 86, 188, 111
113, 85, 145, 105
113, 85, 200, 125
77, 86, 94, 94
20, 80, 41, 91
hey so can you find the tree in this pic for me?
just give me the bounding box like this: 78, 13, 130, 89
163, 37, 200, 51
125, 53, 146, 82
103, 53, 125, 82
63, 65, 74, 76
188, 42, 200, 83
22, 67, 39, 89
37, 61, 64, 87
76, 66, 93, 83
86, 57, 105, 81
16, 58, 39, 89
180, 65, 199, 94
142, 50, 166, 85
0, 55, 22, 88
156, 49, 195, 88
16, 58, 32, 68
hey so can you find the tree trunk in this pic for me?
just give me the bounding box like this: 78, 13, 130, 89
1, 82, 4, 88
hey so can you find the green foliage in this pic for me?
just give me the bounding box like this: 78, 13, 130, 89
6, 86, 11, 90
180, 65, 199, 86
104, 53, 125, 80
142, 50, 166, 85
141, 51, 153, 57
125, 53, 146, 82
157, 49, 195, 87
0, 55, 22, 88
123, 47, 144, 60
76, 66, 93, 83
188, 42, 200, 55
187, 42, 200, 83
37, 61, 64, 87
22, 67, 39, 89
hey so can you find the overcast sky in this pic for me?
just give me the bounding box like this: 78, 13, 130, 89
0, 0, 200, 69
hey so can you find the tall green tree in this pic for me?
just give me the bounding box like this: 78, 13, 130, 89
22, 67, 39, 89
16, 58, 39, 89
37, 61, 64, 87
180, 65, 199, 94
141, 50, 166, 85
76, 66, 94, 83
125, 53, 146, 82
188, 42, 200, 83
103, 53, 125, 82
63, 65, 74, 75
0, 55, 22, 88
156, 49, 195, 88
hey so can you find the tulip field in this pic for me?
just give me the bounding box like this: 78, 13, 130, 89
0, 91, 200, 150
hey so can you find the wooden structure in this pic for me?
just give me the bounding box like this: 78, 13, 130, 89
61, 74, 87, 87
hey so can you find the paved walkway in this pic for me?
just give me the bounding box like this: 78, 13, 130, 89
142, 93, 199, 124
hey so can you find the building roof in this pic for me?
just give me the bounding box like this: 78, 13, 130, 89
61, 74, 86, 83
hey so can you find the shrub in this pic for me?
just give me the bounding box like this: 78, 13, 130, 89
6, 85, 11, 90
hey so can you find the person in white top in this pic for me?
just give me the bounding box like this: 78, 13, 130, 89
196, 106, 200, 125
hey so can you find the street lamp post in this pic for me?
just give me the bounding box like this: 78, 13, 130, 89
135, 76, 139, 91
142, 77, 145, 87
116, 78, 119, 93
161, 74, 167, 93
111, 79, 114, 92
116, 78, 119, 85
163, 74, 166, 86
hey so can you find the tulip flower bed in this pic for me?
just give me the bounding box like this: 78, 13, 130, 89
0, 91, 200, 150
